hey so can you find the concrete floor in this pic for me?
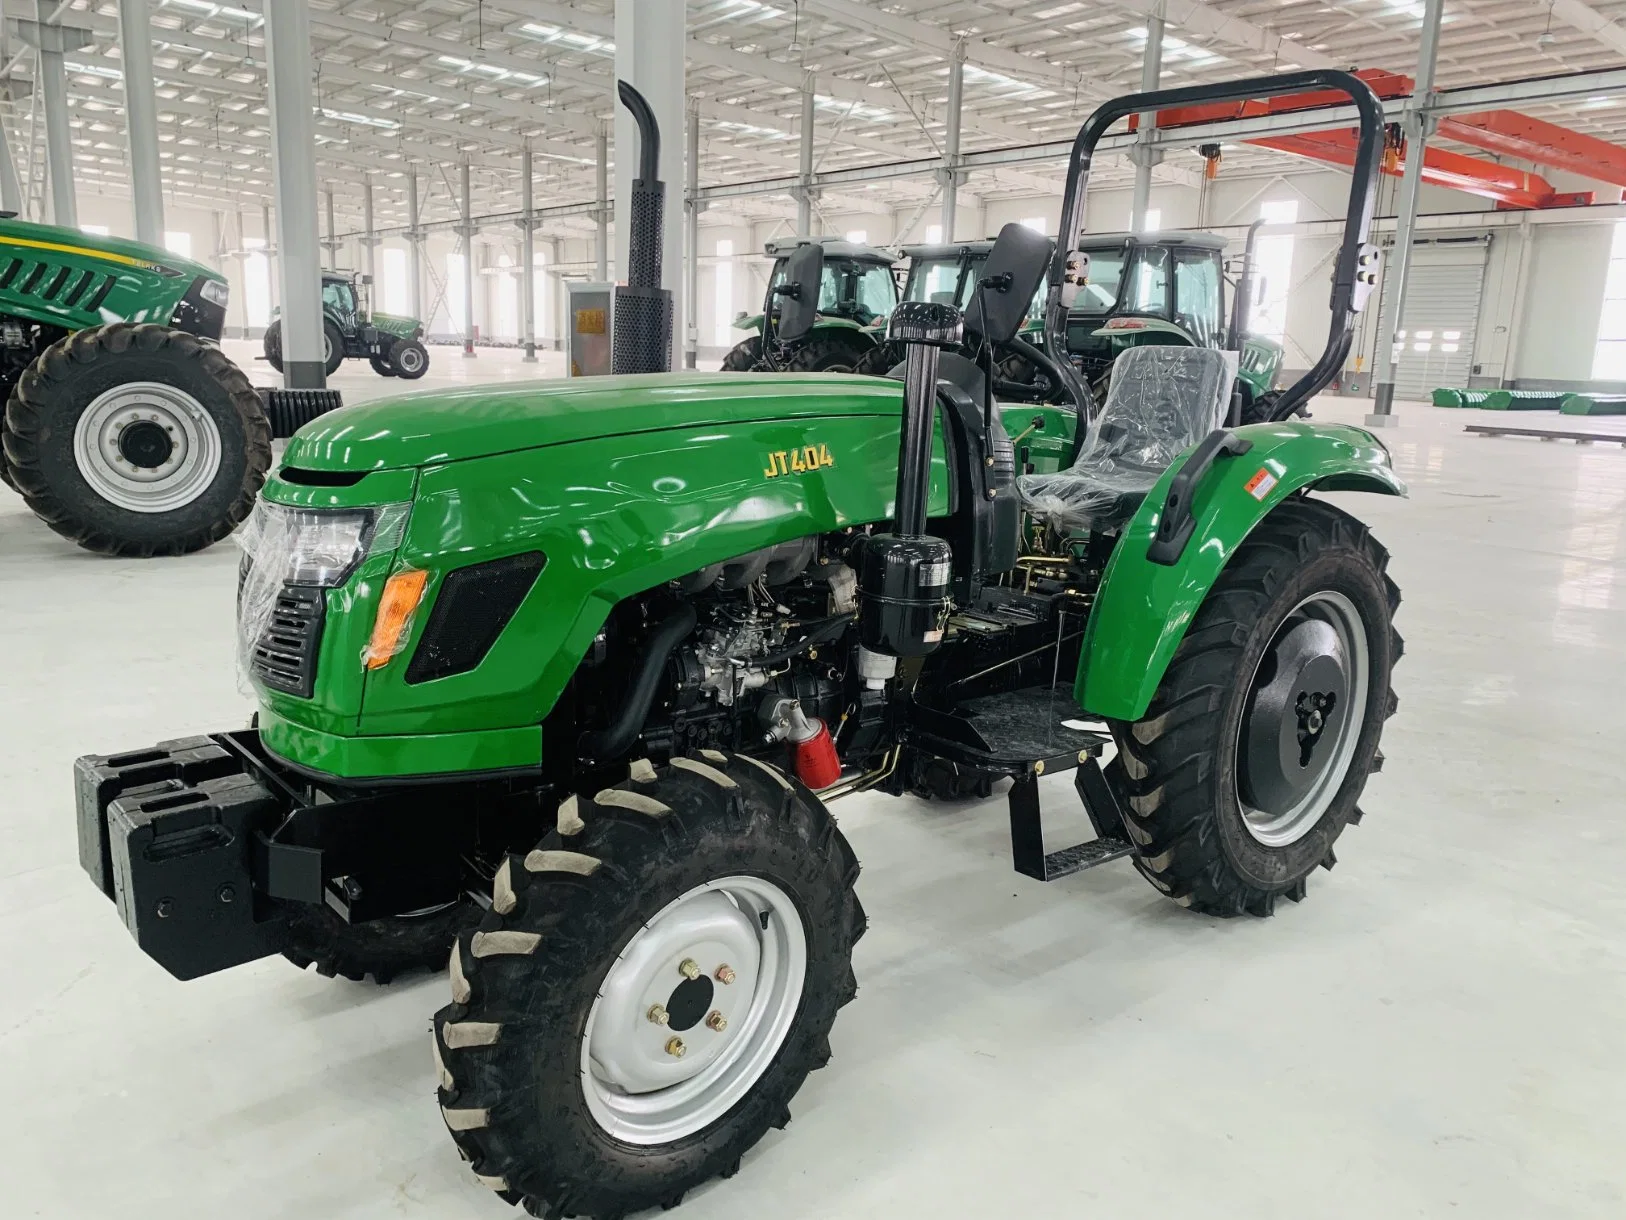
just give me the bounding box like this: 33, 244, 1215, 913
2, 354, 1624, 1219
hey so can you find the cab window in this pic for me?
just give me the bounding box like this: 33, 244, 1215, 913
1123, 245, 1170, 316
322, 280, 356, 317
1174, 249, 1223, 347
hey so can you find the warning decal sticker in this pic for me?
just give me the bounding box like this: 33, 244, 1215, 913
1243, 468, 1278, 501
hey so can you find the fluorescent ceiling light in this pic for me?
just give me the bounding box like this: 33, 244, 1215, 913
519, 22, 614, 56
318, 108, 401, 130
65, 61, 124, 80
166, 0, 258, 20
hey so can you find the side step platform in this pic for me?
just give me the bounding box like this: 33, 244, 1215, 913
908, 689, 1137, 882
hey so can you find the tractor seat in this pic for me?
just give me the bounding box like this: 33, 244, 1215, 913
1017, 346, 1233, 532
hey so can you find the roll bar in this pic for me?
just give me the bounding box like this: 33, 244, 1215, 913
1044, 70, 1385, 423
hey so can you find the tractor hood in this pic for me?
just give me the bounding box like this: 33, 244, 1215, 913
371, 311, 422, 339
280, 372, 906, 473
0, 216, 220, 283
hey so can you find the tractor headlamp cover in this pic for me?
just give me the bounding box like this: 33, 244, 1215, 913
200, 278, 230, 308
234, 500, 410, 693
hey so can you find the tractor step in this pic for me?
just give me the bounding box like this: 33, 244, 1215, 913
1007, 754, 1137, 882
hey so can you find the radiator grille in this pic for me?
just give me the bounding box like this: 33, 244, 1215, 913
250, 584, 325, 698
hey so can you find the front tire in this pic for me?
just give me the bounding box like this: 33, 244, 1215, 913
786, 334, 867, 373
434, 751, 864, 1218
1112, 498, 1401, 916
279, 900, 480, 984
720, 336, 762, 371
0, 323, 271, 556
369, 353, 397, 377
389, 337, 429, 379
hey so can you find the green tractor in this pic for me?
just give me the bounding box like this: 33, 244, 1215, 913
854, 238, 1060, 398
264, 270, 429, 380
76, 71, 1398, 1219
1064, 225, 1287, 422
721, 236, 898, 372
0, 213, 273, 556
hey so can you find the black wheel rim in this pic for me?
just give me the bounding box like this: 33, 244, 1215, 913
1237, 590, 1369, 846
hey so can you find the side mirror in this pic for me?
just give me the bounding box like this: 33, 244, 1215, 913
968, 223, 1052, 342
774, 243, 824, 342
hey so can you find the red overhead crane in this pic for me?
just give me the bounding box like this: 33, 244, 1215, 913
1131, 69, 1626, 209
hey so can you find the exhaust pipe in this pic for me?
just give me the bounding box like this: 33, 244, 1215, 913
612, 80, 674, 374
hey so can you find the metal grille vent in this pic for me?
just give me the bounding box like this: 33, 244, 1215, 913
251, 584, 325, 698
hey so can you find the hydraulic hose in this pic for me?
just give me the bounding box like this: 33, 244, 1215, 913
577, 603, 697, 765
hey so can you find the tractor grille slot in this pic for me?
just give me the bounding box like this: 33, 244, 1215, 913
61, 268, 93, 306
20, 262, 48, 294
405, 552, 546, 685
0, 257, 21, 289
250, 584, 325, 698
42, 265, 71, 299
83, 274, 116, 312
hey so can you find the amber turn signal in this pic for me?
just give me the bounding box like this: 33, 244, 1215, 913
364, 568, 429, 669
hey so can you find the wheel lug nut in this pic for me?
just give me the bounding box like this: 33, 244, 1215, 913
705, 1011, 727, 1033
665, 1037, 686, 1058
646, 1004, 669, 1025
678, 958, 700, 980
715, 964, 736, 985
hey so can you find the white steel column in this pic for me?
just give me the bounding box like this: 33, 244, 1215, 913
615, 0, 685, 354
685, 106, 700, 368
461, 159, 476, 357
117, 0, 164, 245
939, 43, 964, 241
264, 0, 325, 387
262, 203, 277, 310
1369, 0, 1446, 425
323, 186, 337, 270
361, 178, 376, 286
0, 21, 21, 214
407, 168, 423, 323
1130, 16, 1165, 232
596, 125, 609, 280
20, 3, 92, 229
521, 145, 537, 362
796, 78, 815, 235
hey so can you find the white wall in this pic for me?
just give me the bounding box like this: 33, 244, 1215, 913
1514, 222, 1614, 383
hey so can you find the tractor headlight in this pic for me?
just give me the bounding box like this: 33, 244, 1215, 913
238, 500, 410, 589
200, 278, 230, 308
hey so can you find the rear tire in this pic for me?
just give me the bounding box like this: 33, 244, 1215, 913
720, 336, 762, 371
434, 751, 864, 1219
262, 320, 284, 373
1111, 498, 1401, 916
322, 319, 345, 376
0, 323, 271, 557
279, 900, 480, 984
852, 341, 902, 377
389, 337, 429, 379
786, 334, 867, 373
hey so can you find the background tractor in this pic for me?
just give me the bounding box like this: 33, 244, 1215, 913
1063, 226, 1286, 421
75, 71, 1399, 1220
264, 270, 429, 380
721, 236, 898, 371
0, 213, 272, 556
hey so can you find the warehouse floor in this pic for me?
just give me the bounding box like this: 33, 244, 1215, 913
2, 358, 1623, 1219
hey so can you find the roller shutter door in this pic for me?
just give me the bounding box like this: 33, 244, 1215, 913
1376, 236, 1489, 400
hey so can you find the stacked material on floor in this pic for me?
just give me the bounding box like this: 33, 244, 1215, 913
1560, 394, 1626, 415
1482, 390, 1566, 410
1431, 388, 1497, 407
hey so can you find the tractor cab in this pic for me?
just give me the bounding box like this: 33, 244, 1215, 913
1068, 230, 1285, 421
898, 239, 1046, 324
721, 237, 899, 372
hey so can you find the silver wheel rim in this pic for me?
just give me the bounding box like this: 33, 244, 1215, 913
398, 345, 423, 374
71, 382, 223, 514
324, 332, 335, 364
580, 875, 807, 1146
1237, 590, 1369, 847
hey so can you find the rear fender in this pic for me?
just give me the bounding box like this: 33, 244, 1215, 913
1074, 421, 1404, 721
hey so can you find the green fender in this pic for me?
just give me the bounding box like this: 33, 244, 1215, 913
1074, 421, 1405, 721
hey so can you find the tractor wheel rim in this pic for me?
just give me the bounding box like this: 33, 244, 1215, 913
580, 874, 806, 1146
72, 382, 222, 514
397, 346, 423, 373
1236, 589, 1369, 847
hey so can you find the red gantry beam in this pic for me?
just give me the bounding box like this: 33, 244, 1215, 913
1137, 69, 1613, 210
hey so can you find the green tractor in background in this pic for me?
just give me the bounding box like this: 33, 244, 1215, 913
1064, 226, 1287, 422
0, 213, 273, 556
75, 72, 1399, 1219
264, 270, 429, 380
721, 236, 898, 372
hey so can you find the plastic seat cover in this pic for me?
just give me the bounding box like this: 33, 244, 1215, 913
1017, 346, 1234, 531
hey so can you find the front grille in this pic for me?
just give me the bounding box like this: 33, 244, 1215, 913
251, 584, 325, 697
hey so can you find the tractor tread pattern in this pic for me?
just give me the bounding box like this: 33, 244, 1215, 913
0, 322, 271, 556
433, 751, 862, 1220
1111, 497, 1401, 918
